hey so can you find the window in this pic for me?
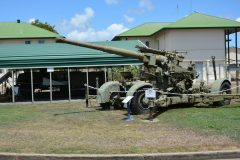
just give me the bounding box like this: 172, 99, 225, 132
145, 41, 150, 47
38, 40, 45, 44
25, 41, 31, 44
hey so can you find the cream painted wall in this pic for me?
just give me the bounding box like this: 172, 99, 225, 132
157, 29, 225, 61
0, 38, 56, 44
158, 31, 167, 50
121, 29, 225, 61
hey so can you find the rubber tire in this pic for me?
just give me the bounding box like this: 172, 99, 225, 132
213, 82, 231, 106
110, 93, 123, 110
100, 102, 111, 110
131, 90, 150, 115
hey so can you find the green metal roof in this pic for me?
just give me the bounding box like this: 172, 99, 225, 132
166, 12, 240, 29
114, 13, 240, 39
0, 22, 61, 39
114, 22, 171, 39
0, 40, 142, 69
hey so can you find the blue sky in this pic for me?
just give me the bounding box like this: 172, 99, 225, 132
0, 0, 240, 42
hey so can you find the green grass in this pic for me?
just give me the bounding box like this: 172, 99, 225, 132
0, 102, 239, 154
0, 105, 41, 125
157, 104, 240, 140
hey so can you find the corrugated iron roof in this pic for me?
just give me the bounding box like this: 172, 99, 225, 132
116, 22, 171, 38
114, 12, 240, 39
0, 22, 61, 39
0, 40, 142, 68
166, 12, 240, 29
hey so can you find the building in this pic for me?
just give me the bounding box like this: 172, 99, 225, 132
0, 20, 63, 98
0, 39, 142, 103
0, 20, 62, 74
0, 20, 143, 103
114, 12, 240, 83
0, 20, 61, 44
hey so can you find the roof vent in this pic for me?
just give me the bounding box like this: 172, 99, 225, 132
17, 19, 21, 23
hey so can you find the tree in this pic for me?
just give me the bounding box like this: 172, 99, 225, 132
111, 66, 140, 81
31, 19, 58, 34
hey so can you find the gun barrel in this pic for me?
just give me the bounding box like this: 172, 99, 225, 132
57, 38, 167, 63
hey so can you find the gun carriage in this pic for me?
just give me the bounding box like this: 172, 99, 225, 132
58, 38, 239, 115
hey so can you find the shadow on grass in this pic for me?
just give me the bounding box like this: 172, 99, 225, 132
148, 104, 196, 119
150, 103, 240, 119
97, 104, 202, 120
53, 110, 98, 116
96, 107, 125, 112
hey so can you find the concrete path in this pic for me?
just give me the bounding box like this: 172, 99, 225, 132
0, 150, 240, 160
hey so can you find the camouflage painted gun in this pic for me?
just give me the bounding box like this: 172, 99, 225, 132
58, 38, 239, 115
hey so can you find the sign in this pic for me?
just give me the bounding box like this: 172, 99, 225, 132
47, 67, 54, 72
145, 89, 156, 98
122, 96, 134, 104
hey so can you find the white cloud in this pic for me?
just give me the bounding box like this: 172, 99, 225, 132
59, 7, 128, 42
139, 0, 154, 11
59, 7, 94, 33
67, 23, 128, 42
28, 18, 36, 23
236, 17, 240, 22
105, 0, 120, 5
70, 7, 94, 28
124, 14, 135, 23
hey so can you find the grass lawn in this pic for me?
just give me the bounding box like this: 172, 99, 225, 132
0, 101, 239, 154
157, 104, 240, 140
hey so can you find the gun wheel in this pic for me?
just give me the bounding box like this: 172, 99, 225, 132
131, 89, 150, 115
110, 92, 123, 110
100, 102, 111, 110
213, 81, 231, 106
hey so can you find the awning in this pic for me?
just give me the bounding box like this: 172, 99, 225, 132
0, 40, 143, 69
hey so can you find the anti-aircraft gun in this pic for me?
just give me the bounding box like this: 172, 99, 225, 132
57, 38, 238, 115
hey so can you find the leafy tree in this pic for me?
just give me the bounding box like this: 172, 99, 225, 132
31, 19, 58, 34
111, 66, 140, 81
